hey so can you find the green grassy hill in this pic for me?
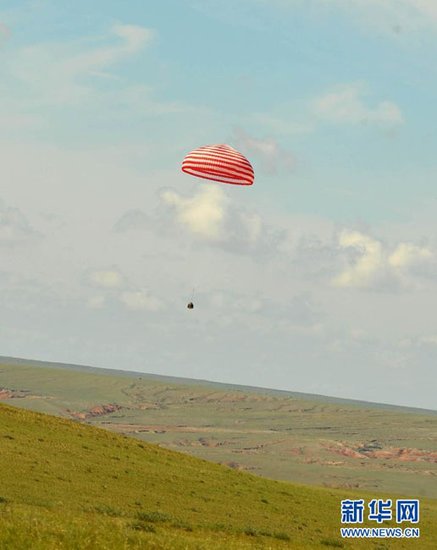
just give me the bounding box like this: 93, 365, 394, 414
1, 356, 436, 499
0, 403, 436, 549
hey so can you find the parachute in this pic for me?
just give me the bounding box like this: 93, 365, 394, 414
181, 144, 254, 186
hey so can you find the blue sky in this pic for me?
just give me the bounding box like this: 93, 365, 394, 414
2, 0, 436, 221
1, 1, 437, 409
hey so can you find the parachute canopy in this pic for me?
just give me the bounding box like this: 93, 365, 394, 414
181, 144, 254, 186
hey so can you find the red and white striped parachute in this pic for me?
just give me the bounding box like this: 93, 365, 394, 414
181, 144, 254, 186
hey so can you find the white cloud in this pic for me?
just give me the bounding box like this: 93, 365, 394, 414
119, 289, 163, 311
239, 211, 263, 244
419, 334, 437, 346
290, 229, 341, 281
312, 83, 404, 129
112, 24, 154, 53
333, 230, 433, 289
161, 186, 227, 240
206, 290, 322, 335
333, 231, 386, 288
113, 209, 150, 232
0, 201, 40, 246
1, 31, 195, 140
88, 269, 124, 289
209, 291, 263, 314
60, 24, 153, 78
114, 84, 191, 116
388, 242, 432, 268
160, 186, 285, 256
9, 24, 154, 106
87, 295, 105, 309
232, 128, 295, 174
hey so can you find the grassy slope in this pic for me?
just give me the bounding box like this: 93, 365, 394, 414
1, 358, 436, 499
0, 403, 436, 549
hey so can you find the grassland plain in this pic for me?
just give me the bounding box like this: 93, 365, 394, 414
0, 357, 436, 500
0, 402, 436, 549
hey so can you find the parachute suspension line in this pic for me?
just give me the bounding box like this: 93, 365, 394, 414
187, 286, 195, 310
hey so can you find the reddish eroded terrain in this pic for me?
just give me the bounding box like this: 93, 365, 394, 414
329, 444, 367, 460
219, 461, 255, 472
326, 441, 437, 463
364, 448, 437, 462
68, 403, 123, 420
0, 387, 30, 399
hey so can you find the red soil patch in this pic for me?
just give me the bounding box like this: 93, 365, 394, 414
68, 403, 122, 420
326, 442, 437, 463
0, 387, 29, 399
